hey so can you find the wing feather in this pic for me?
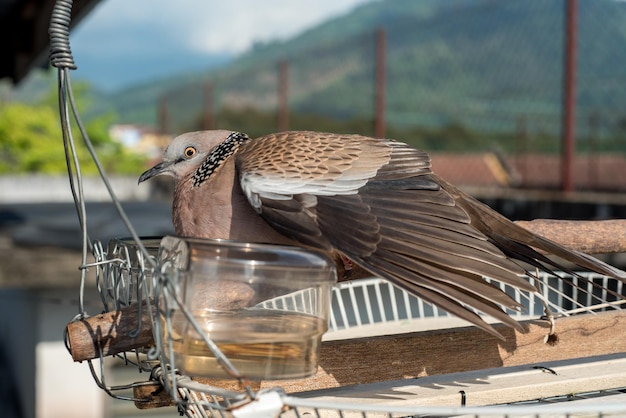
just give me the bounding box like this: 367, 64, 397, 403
233, 131, 626, 337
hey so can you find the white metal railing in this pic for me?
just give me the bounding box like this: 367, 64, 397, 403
324, 272, 625, 334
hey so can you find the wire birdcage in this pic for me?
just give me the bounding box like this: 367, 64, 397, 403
50, 1, 626, 417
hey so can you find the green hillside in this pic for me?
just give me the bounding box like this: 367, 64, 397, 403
105, 0, 626, 151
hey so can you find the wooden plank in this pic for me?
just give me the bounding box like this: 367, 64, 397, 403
81, 306, 625, 406
129, 311, 626, 405
267, 310, 626, 393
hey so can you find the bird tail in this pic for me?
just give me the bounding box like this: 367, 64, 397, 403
453, 188, 626, 281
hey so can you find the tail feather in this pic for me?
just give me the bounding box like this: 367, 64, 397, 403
448, 181, 626, 281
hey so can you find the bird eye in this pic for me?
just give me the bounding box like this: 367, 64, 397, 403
183, 146, 197, 159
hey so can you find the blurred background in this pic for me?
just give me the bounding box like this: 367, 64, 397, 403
1, 0, 626, 417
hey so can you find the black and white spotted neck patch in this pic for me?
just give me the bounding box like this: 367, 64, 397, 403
192, 131, 250, 187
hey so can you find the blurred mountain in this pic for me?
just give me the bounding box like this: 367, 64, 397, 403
9, 0, 626, 138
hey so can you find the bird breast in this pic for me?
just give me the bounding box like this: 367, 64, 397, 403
173, 158, 295, 245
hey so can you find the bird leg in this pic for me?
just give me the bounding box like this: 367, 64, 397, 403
339, 253, 354, 281
531, 268, 558, 345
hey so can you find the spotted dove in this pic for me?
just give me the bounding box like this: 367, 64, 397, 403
139, 130, 626, 337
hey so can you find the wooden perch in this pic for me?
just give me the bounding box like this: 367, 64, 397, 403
66, 302, 154, 362
66, 279, 255, 362
515, 219, 626, 254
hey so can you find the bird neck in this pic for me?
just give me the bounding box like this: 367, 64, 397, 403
191, 132, 250, 187
173, 158, 295, 245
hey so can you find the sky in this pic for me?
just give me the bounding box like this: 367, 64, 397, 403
70, 0, 372, 92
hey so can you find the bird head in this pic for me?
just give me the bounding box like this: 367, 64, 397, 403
138, 130, 245, 184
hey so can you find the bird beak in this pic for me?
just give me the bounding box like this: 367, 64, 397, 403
138, 160, 172, 184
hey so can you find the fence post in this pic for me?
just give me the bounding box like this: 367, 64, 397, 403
561, 0, 578, 192
587, 111, 599, 190
203, 81, 214, 130
516, 115, 528, 187
277, 59, 289, 131
374, 28, 386, 138
158, 95, 169, 135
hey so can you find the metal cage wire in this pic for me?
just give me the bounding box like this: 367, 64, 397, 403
50, 1, 626, 417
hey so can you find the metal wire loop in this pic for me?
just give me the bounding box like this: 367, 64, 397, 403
49, 0, 77, 69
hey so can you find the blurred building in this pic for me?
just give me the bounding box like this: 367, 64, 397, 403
109, 124, 172, 160
432, 153, 626, 193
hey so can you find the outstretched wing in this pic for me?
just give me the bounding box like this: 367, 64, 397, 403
236, 131, 537, 337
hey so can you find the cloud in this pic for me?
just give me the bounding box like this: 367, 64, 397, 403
73, 0, 371, 55
68, 0, 371, 90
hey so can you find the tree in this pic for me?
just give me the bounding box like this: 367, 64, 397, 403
0, 75, 146, 175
